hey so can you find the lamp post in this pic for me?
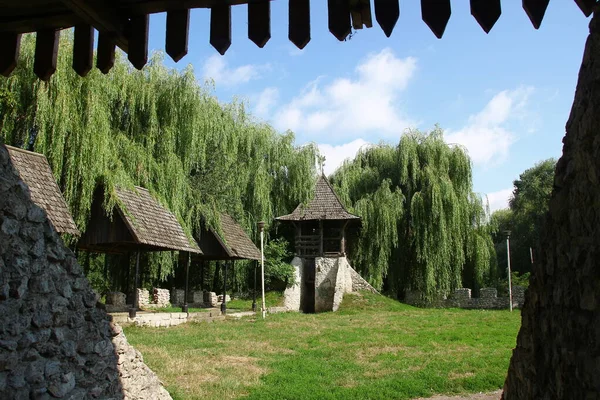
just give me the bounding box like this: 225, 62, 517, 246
504, 230, 513, 312
258, 221, 266, 319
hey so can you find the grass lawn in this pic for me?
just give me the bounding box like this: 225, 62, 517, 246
226, 291, 284, 311
124, 292, 521, 400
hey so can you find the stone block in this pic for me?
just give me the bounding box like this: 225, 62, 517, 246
105, 292, 126, 307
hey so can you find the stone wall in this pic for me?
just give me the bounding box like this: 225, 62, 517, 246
404, 286, 526, 309
283, 257, 303, 312
0, 144, 171, 399
314, 257, 339, 312
503, 14, 600, 399
152, 288, 170, 308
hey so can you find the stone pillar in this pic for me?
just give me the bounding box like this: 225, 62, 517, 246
503, 13, 600, 399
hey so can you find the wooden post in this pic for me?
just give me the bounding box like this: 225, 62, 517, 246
183, 252, 190, 313
319, 220, 324, 256
341, 222, 347, 255
129, 251, 140, 318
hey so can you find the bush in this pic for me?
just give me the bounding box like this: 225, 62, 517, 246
264, 238, 295, 290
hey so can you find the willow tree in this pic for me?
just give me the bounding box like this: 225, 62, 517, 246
331, 128, 495, 300
0, 32, 317, 291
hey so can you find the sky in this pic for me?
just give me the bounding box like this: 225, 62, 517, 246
145, 1, 590, 212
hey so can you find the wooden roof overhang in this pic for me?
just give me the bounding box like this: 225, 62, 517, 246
0, 1, 595, 81
194, 213, 261, 261
4, 145, 80, 236
78, 184, 202, 255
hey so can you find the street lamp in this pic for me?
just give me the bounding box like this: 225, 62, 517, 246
504, 230, 513, 312
258, 221, 266, 319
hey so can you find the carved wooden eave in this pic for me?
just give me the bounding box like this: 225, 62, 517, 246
0, 0, 595, 81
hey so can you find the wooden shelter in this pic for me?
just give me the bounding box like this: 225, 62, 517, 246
78, 184, 201, 315
0, 1, 593, 81
4, 144, 79, 236
276, 174, 360, 258
196, 213, 261, 261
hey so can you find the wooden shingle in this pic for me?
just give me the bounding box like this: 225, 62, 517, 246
5, 145, 80, 235
276, 175, 360, 222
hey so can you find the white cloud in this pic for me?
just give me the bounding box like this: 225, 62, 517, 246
445, 87, 534, 166
318, 139, 371, 176
272, 48, 417, 140
486, 188, 513, 213
202, 55, 271, 87
254, 87, 279, 117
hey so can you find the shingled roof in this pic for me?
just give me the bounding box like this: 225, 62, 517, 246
4, 145, 80, 235
78, 185, 201, 254
197, 213, 261, 261
113, 186, 201, 253
276, 175, 360, 222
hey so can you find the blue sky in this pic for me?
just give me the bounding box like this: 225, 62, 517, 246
146, 1, 590, 212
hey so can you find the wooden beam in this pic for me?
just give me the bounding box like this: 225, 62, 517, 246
128, 14, 149, 70
166, 9, 189, 62
210, 4, 231, 55
73, 24, 93, 77
59, 0, 129, 52
574, 0, 596, 17
0, 13, 81, 34
328, 0, 351, 41
96, 31, 115, 74
470, 0, 501, 34
289, 0, 310, 49
34, 29, 60, 81
0, 32, 21, 77
248, 0, 271, 48
421, 0, 451, 39
374, 0, 399, 37
523, 0, 550, 29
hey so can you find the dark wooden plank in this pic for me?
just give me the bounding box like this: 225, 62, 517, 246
59, 0, 129, 52
128, 14, 149, 70
96, 31, 115, 74
350, 9, 363, 30
73, 24, 93, 77
34, 29, 60, 81
248, 0, 271, 48
166, 9, 189, 62
0, 13, 81, 34
523, 0, 550, 29
0, 32, 21, 77
328, 0, 351, 41
470, 0, 501, 33
374, 0, 399, 37
210, 4, 231, 55
360, 0, 373, 28
574, 0, 595, 17
421, 0, 451, 39
289, 0, 310, 49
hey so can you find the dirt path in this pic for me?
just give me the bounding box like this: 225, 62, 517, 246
414, 390, 501, 400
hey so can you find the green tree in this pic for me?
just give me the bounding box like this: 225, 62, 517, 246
491, 158, 556, 276
331, 127, 495, 301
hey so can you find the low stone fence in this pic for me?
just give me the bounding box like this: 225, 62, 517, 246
404, 286, 526, 309
110, 311, 225, 328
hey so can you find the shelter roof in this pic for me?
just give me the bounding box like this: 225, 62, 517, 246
197, 213, 261, 261
113, 186, 201, 253
276, 175, 360, 222
4, 145, 80, 235
0, 1, 590, 80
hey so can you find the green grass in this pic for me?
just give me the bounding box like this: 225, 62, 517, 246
226, 291, 284, 311
124, 292, 521, 400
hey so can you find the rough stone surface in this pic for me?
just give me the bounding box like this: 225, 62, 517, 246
283, 257, 303, 311
152, 288, 170, 308
503, 14, 600, 399
314, 257, 339, 312
136, 288, 150, 309
404, 287, 525, 309
0, 145, 172, 400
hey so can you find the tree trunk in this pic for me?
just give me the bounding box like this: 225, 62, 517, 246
503, 12, 600, 399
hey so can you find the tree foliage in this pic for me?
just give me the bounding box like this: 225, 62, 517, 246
331, 128, 495, 300
491, 158, 556, 276
0, 33, 317, 291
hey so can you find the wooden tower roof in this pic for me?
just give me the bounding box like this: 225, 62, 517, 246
0, 1, 593, 81
4, 145, 80, 235
276, 175, 360, 222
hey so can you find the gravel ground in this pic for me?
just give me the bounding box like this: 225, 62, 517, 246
414, 390, 502, 400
